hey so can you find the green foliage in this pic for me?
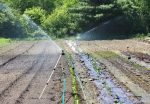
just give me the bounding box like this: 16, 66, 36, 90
0, 38, 11, 45
67, 54, 80, 104
0, 4, 26, 38
24, 7, 46, 25
1, 0, 150, 38
94, 51, 118, 59
116, 0, 150, 33
3, 0, 56, 12
68, 0, 120, 31
42, 0, 79, 38
0, 3, 47, 39
0, 12, 6, 23
92, 59, 102, 73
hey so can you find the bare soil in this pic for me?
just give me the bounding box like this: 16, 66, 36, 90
78, 39, 150, 103
57, 39, 150, 104
56, 40, 100, 104
0, 40, 73, 104
79, 39, 150, 54
122, 51, 150, 65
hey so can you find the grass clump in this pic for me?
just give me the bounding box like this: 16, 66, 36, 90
94, 51, 118, 59
0, 38, 11, 43
0, 38, 11, 46
92, 58, 102, 73
67, 54, 80, 104
70, 67, 80, 104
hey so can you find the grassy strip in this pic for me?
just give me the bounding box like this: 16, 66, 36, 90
93, 51, 118, 59
70, 67, 80, 104
92, 58, 102, 73
0, 38, 11, 46
65, 54, 80, 104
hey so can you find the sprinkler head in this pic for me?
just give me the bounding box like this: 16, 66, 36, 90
128, 56, 131, 60
62, 50, 65, 55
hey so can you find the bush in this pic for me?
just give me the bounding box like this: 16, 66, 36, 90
24, 7, 46, 25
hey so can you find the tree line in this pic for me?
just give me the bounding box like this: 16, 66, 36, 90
0, 0, 150, 38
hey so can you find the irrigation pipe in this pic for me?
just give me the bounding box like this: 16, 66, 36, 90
62, 78, 66, 104
39, 54, 62, 99
61, 66, 67, 104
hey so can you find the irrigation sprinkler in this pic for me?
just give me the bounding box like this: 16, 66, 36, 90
62, 50, 65, 55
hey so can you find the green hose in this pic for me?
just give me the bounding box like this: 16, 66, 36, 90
62, 79, 66, 104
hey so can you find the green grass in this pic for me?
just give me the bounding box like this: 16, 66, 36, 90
133, 33, 150, 40
0, 38, 11, 46
92, 51, 118, 59
67, 54, 80, 104
92, 58, 102, 73
70, 67, 80, 104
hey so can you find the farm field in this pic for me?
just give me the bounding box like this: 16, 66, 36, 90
56, 39, 150, 104
0, 40, 73, 104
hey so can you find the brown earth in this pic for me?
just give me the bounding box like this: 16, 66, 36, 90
0, 40, 73, 104
78, 39, 150, 103
56, 39, 150, 104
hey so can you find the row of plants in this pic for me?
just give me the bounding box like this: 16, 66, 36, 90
65, 53, 80, 104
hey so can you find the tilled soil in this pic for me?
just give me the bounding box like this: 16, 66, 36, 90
0, 42, 22, 55
123, 52, 150, 63
57, 39, 150, 104
57, 40, 101, 104
79, 39, 150, 54
109, 57, 150, 93
122, 51, 150, 69
74, 55, 100, 104
0, 40, 73, 104
77, 39, 150, 103
0, 41, 37, 67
